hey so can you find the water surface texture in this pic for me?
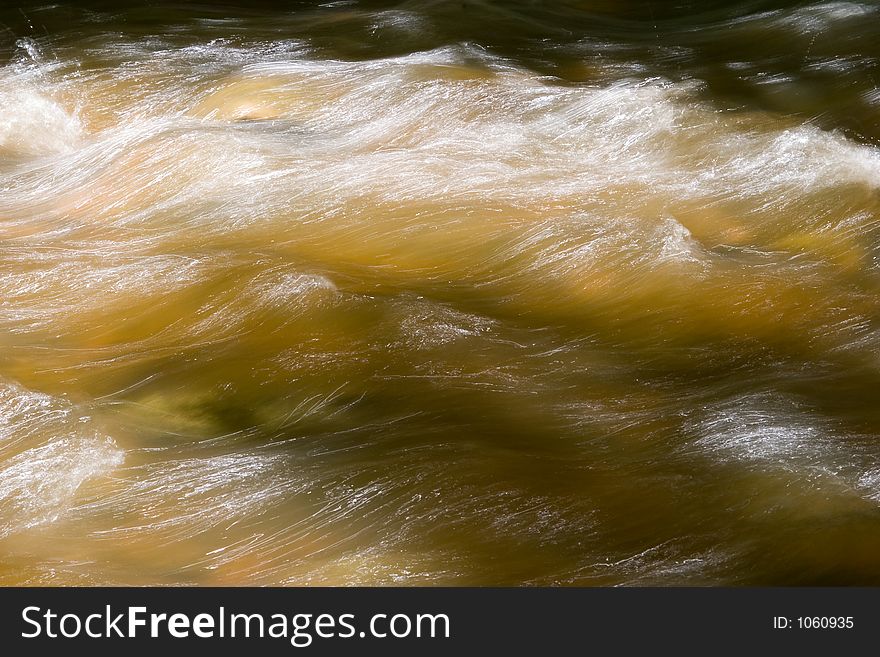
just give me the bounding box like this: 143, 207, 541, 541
1, 0, 880, 585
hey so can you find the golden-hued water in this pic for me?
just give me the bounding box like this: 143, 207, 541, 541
1, 0, 880, 585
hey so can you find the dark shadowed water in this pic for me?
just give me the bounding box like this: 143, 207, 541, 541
1, 1, 879, 585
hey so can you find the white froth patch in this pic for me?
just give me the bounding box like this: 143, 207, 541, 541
397, 300, 494, 349
0, 379, 125, 537
85, 452, 299, 536
689, 395, 880, 509
856, 468, 880, 503
186, 270, 337, 340
0, 84, 82, 157
697, 417, 820, 462
0, 436, 123, 538
215, 55, 878, 212
691, 395, 825, 464
1, 45, 877, 244
0, 380, 71, 449
255, 271, 338, 309
723, 127, 880, 194
780, 2, 876, 32
657, 218, 702, 263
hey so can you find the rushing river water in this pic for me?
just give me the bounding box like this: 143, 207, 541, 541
1, 0, 879, 585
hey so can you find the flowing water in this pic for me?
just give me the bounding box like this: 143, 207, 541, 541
1, 0, 880, 585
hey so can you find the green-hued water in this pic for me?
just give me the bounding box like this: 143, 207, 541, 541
1, 1, 879, 585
